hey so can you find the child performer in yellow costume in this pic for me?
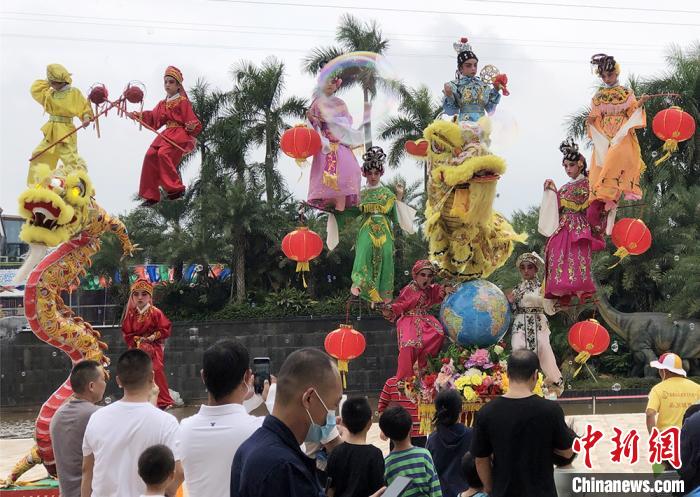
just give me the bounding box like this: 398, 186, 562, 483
28, 64, 93, 185
586, 54, 649, 213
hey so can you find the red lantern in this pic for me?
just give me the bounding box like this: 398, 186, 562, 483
280, 124, 322, 166
610, 218, 652, 264
652, 107, 696, 165
281, 227, 323, 287
568, 319, 610, 377
324, 324, 367, 388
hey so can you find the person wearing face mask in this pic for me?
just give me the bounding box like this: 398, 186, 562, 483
178, 339, 274, 497
586, 53, 649, 215
538, 139, 606, 307
231, 348, 380, 497
507, 252, 563, 395
382, 260, 453, 380
442, 37, 503, 122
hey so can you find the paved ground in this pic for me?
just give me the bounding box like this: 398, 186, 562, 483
0, 412, 653, 486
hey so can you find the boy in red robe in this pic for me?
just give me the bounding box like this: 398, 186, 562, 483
121, 278, 174, 409
132, 66, 201, 206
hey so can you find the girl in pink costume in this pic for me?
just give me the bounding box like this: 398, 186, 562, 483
383, 260, 453, 380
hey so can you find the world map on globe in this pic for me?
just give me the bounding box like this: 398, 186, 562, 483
440, 279, 512, 347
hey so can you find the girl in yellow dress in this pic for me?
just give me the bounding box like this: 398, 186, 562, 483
586, 54, 649, 214
28, 64, 93, 185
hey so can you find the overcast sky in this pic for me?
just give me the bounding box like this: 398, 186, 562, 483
1, 0, 698, 219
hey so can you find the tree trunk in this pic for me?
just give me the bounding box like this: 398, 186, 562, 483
264, 123, 276, 204
363, 87, 373, 150
234, 234, 246, 303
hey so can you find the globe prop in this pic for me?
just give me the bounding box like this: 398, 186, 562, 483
440, 280, 512, 348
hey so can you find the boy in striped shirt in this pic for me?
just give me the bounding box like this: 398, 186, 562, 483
380, 406, 442, 497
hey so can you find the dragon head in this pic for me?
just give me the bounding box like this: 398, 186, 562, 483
423, 118, 506, 226
18, 162, 94, 247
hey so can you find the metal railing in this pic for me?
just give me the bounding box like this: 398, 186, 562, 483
1, 304, 122, 327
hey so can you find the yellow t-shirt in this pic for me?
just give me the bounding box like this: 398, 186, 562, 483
647, 376, 700, 430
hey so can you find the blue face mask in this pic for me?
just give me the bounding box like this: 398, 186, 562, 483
304, 390, 336, 444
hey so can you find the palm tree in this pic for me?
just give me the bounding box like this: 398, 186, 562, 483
303, 14, 393, 149
231, 57, 307, 204
380, 85, 442, 191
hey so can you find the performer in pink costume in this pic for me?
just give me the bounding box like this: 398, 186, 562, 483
538, 139, 605, 305
383, 260, 453, 380
306, 61, 362, 211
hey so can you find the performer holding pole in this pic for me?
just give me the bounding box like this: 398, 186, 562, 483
130, 66, 201, 206
27, 64, 93, 185
120, 278, 174, 410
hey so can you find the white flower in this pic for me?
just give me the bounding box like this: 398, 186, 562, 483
493, 345, 504, 355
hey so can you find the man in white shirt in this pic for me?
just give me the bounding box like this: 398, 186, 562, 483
81, 349, 183, 497
178, 339, 275, 497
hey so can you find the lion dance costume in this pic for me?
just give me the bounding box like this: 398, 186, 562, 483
2, 160, 134, 485
408, 118, 525, 281
121, 278, 174, 409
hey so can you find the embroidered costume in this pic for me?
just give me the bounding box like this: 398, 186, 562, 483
307, 68, 362, 210
326, 147, 416, 303
28, 64, 93, 185
510, 253, 562, 386
121, 278, 174, 409
442, 38, 501, 122
385, 260, 448, 380
137, 66, 201, 204
587, 54, 646, 207
539, 140, 605, 300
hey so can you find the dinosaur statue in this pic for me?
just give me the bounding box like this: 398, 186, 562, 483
405, 117, 525, 281
2, 161, 135, 486
595, 281, 700, 377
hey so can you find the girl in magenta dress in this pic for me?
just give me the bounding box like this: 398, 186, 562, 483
383, 260, 452, 380
306, 63, 362, 211
538, 139, 605, 305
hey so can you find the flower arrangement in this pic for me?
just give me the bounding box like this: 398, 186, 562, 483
412, 343, 511, 405
400, 342, 548, 434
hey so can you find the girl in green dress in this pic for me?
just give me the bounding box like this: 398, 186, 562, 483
347, 147, 416, 303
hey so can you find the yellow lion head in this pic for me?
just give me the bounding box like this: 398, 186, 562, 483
18, 161, 95, 246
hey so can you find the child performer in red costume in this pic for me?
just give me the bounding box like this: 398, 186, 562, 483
132, 66, 201, 206
121, 278, 174, 409
383, 260, 453, 380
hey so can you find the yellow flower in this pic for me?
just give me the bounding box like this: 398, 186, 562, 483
462, 386, 477, 402
455, 376, 470, 390
470, 373, 483, 386
501, 373, 509, 393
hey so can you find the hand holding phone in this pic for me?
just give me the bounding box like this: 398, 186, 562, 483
253, 357, 271, 395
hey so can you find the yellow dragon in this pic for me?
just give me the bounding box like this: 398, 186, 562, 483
2, 161, 135, 485
407, 118, 525, 281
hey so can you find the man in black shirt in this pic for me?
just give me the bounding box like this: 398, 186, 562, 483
471, 349, 574, 497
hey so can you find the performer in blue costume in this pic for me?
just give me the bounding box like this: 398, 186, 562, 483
442, 37, 503, 122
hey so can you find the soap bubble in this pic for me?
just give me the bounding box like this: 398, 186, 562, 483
674, 255, 680, 261
404, 271, 410, 276
490, 109, 520, 149
651, 150, 659, 158
104, 397, 112, 405
611, 341, 619, 353
21, 371, 26, 377
567, 383, 572, 390
52, 351, 57, 357
666, 294, 671, 300
611, 383, 621, 392
690, 323, 696, 330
